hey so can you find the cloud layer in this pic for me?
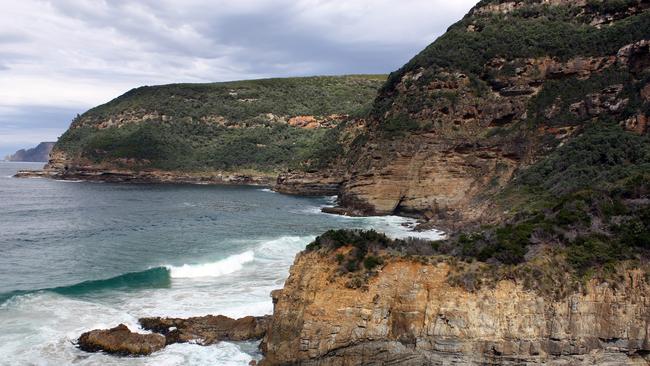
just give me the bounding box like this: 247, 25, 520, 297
0, 0, 478, 156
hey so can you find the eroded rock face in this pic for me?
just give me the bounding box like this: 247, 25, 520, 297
260, 250, 650, 365
139, 315, 271, 345
77, 324, 166, 356
274, 171, 343, 196
335, 38, 650, 225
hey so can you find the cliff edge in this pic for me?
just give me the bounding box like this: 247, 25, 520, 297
261, 233, 650, 365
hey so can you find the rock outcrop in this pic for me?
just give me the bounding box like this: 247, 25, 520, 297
274, 171, 343, 196
260, 249, 650, 365
77, 324, 166, 356
139, 315, 271, 345
78, 315, 271, 357
15, 149, 275, 185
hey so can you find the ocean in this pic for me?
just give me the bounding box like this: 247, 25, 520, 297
0, 161, 442, 365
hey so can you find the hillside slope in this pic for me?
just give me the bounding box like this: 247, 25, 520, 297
301, 0, 650, 229
40, 75, 385, 183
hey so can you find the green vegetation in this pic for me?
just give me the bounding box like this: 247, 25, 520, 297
527, 68, 646, 127
58, 121, 333, 172
518, 123, 650, 194
80, 75, 386, 123
372, 0, 649, 132
442, 122, 650, 291
306, 229, 435, 281
56, 75, 385, 172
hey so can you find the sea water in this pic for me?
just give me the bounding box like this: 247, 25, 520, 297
0, 161, 443, 365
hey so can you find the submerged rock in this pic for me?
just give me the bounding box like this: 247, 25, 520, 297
77, 324, 165, 356
139, 314, 271, 345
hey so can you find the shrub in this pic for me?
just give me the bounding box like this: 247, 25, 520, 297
363, 255, 384, 270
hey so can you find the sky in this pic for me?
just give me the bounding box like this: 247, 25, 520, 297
0, 0, 478, 157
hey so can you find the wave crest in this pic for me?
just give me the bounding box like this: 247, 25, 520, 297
167, 251, 255, 278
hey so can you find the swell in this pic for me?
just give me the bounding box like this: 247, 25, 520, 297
0, 267, 172, 304
0, 250, 260, 305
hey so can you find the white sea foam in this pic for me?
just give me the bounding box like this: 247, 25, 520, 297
0, 293, 260, 366
365, 215, 446, 240
167, 251, 255, 279
0, 202, 441, 366
258, 188, 276, 193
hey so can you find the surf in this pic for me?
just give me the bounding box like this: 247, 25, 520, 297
167, 251, 255, 279
0, 267, 172, 305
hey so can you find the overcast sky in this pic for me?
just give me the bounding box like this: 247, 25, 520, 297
0, 0, 478, 157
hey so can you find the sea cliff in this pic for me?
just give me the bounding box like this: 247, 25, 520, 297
261, 247, 650, 365
276, 0, 650, 229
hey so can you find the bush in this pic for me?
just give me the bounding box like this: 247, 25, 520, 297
566, 236, 629, 275
363, 255, 383, 270
518, 123, 650, 195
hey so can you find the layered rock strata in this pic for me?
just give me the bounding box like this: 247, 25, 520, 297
260, 249, 650, 365
15, 151, 274, 185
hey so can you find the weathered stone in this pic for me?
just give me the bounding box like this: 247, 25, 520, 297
77, 324, 166, 356
260, 251, 650, 365
139, 314, 271, 345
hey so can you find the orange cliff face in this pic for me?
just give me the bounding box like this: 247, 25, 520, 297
260, 248, 650, 365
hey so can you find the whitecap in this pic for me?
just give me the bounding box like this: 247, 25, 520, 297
167, 251, 255, 279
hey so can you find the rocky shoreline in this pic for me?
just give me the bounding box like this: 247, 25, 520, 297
13, 167, 275, 186
77, 244, 650, 365
77, 315, 270, 357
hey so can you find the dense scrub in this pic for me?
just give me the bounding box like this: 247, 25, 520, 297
55, 75, 385, 172
80, 75, 385, 123
57, 121, 332, 172
305, 229, 435, 287
372, 0, 649, 131
442, 123, 650, 294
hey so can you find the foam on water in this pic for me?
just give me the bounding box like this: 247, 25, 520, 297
0, 236, 309, 365
167, 251, 255, 279
0, 162, 446, 366
0, 293, 259, 366
364, 215, 446, 240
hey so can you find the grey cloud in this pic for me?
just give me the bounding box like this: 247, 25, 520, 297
0, 0, 479, 153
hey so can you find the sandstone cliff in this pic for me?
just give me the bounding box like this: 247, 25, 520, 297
274, 0, 650, 229
261, 248, 650, 365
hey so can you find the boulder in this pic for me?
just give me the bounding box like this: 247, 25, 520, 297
77, 324, 166, 356
139, 314, 271, 345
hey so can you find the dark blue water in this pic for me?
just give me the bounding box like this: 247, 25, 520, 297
0, 161, 441, 365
